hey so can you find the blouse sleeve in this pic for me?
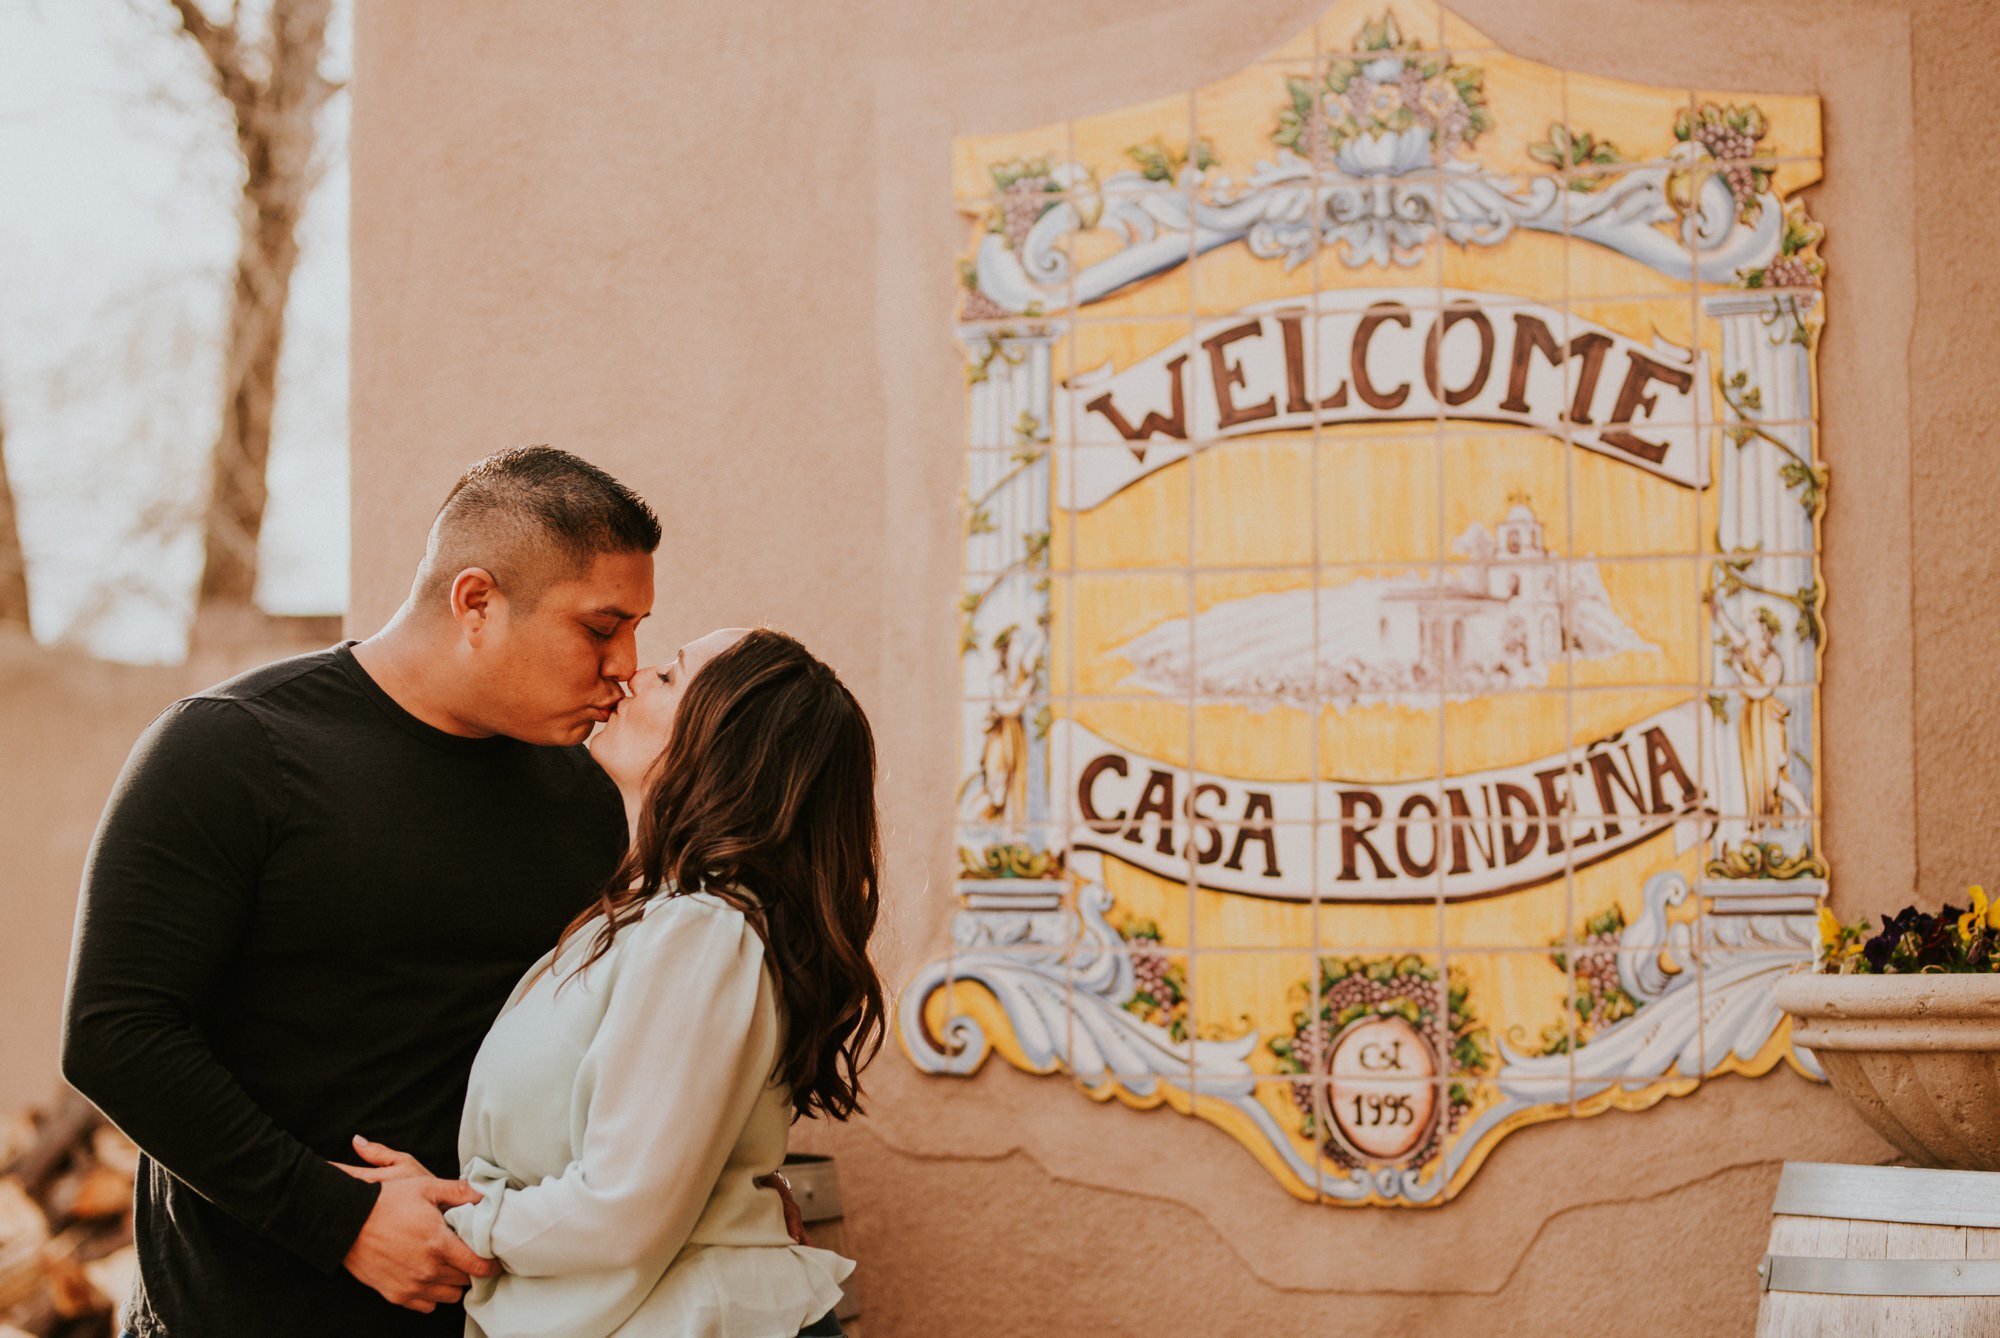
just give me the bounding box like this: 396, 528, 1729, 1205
447, 896, 775, 1277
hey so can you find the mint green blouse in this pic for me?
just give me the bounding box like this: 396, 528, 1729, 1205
444, 891, 851, 1337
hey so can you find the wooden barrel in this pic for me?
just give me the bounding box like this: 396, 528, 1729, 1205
782, 1153, 859, 1326
1759, 1161, 2000, 1335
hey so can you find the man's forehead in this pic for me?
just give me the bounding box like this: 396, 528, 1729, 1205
545, 551, 654, 609
540, 592, 652, 624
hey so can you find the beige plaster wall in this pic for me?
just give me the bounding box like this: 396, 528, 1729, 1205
1910, 0, 2000, 900
347, 0, 1995, 1331
0, 619, 350, 1116
0, 636, 201, 1114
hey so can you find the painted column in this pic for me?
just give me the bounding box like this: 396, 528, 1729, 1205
955, 325, 1063, 909
1701, 290, 1825, 943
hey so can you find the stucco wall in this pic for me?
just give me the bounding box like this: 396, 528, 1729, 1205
0, 617, 352, 1116
1910, 0, 2000, 899
347, 0, 1995, 1331
0, 637, 206, 1113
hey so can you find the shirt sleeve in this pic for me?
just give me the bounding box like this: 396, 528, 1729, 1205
446, 896, 776, 1277
60, 698, 381, 1275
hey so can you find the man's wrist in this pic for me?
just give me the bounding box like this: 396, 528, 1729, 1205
278, 1158, 383, 1276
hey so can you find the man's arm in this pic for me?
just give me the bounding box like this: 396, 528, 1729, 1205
61, 698, 383, 1272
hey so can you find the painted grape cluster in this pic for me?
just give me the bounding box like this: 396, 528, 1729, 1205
985, 158, 1060, 248
1118, 918, 1189, 1042
1675, 102, 1775, 221
1540, 906, 1640, 1055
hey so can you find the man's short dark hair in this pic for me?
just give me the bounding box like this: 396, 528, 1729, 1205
417, 446, 661, 609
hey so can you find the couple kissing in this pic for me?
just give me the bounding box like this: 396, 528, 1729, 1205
63, 446, 880, 1338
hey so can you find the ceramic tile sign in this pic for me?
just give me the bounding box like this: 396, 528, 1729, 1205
900, 0, 1829, 1206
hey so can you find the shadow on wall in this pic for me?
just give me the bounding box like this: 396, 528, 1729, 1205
0, 620, 341, 1112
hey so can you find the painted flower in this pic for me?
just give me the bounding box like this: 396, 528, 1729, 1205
1365, 82, 1403, 123
1273, 15, 1490, 172
1420, 81, 1459, 119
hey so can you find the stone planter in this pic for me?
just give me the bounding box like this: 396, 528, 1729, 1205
1777, 973, 2000, 1171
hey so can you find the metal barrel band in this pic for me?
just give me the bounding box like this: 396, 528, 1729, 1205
1761, 1255, 2000, 1297
780, 1154, 846, 1224
1774, 1161, 2000, 1229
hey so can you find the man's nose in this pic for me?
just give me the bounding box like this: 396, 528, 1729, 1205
602, 628, 641, 684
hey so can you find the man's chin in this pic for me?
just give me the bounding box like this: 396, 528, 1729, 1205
513, 720, 594, 747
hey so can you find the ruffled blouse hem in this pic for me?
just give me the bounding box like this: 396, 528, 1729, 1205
628, 1242, 854, 1337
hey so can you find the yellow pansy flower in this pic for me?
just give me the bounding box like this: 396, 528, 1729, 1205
1957, 885, 1995, 943
1818, 906, 1842, 952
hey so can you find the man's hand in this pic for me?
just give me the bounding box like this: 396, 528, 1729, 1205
757, 1171, 810, 1247
340, 1175, 499, 1312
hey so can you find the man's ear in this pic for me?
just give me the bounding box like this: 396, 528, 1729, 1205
449, 567, 501, 641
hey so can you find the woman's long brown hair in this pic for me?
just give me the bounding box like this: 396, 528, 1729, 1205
557, 629, 885, 1121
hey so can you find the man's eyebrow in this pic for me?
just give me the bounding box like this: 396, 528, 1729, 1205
588, 606, 646, 622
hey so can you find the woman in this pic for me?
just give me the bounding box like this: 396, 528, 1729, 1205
348, 627, 883, 1336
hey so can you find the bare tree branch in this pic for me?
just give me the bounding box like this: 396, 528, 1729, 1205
0, 389, 31, 632
150, 0, 339, 618
165, 0, 256, 114
164, 0, 230, 49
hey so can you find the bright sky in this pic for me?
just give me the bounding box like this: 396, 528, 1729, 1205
0, 0, 349, 662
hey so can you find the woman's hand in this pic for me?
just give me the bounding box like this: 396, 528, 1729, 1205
756, 1171, 811, 1246
335, 1134, 435, 1184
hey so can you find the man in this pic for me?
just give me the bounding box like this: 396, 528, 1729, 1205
63, 447, 657, 1335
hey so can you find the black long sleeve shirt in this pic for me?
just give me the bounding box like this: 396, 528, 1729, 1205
62, 644, 627, 1337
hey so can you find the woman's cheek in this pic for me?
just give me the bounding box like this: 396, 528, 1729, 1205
645, 699, 677, 750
